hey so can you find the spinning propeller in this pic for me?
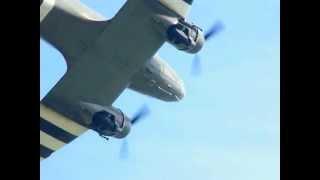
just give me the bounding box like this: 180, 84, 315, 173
130, 104, 150, 125
120, 104, 150, 159
191, 21, 225, 76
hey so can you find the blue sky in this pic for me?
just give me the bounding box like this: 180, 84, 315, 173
40, 0, 279, 180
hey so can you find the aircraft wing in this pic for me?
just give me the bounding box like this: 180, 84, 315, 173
42, 0, 167, 117
157, 0, 194, 18
40, 0, 177, 160
40, 104, 88, 161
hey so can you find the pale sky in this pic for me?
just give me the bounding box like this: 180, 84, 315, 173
40, 0, 280, 180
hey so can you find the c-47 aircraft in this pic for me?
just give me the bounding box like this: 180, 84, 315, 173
40, 0, 223, 161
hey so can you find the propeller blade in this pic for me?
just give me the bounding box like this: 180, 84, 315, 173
191, 54, 202, 76
131, 105, 150, 125
190, 21, 224, 76
119, 139, 129, 159
119, 105, 150, 159
204, 21, 224, 41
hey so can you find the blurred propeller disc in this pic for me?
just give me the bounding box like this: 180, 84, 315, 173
191, 54, 202, 76
204, 21, 225, 41
119, 139, 129, 159
131, 104, 150, 125
190, 21, 225, 76
119, 104, 150, 159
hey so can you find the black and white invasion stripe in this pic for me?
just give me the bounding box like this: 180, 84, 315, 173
40, 104, 88, 160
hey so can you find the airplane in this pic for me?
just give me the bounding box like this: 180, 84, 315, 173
40, 0, 223, 161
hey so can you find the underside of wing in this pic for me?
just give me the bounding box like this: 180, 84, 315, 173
41, 0, 167, 123
157, 0, 194, 18
40, 104, 88, 161
40, 0, 191, 161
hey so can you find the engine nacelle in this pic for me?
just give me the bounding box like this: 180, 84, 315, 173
166, 18, 204, 54
152, 15, 204, 54
79, 102, 131, 139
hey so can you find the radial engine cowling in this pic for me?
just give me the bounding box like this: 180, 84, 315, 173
80, 102, 131, 139
166, 19, 204, 54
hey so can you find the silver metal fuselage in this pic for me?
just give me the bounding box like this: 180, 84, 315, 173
40, 0, 185, 102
